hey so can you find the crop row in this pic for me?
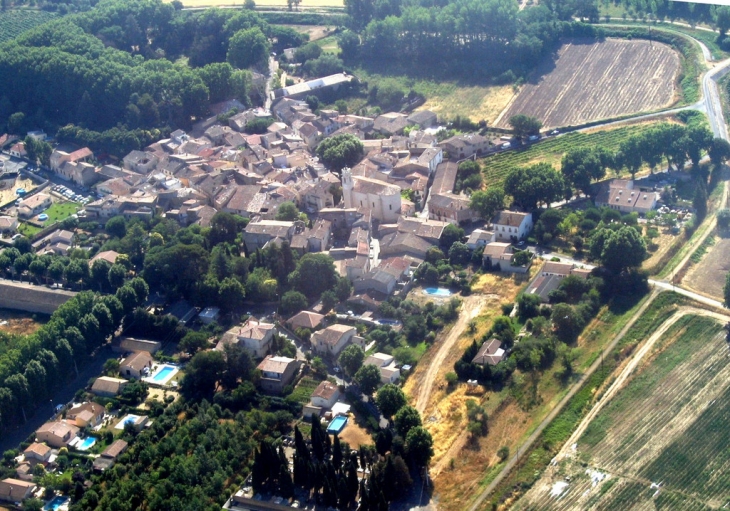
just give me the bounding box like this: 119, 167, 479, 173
0, 9, 57, 44
480, 123, 658, 187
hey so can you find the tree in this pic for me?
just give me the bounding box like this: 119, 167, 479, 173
405, 426, 434, 467
281, 290, 307, 315
561, 147, 606, 198
448, 242, 471, 266
440, 223, 464, 251
354, 364, 381, 395
227, 27, 270, 69
717, 6, 730, 34
218, 277, 246, 313
509, 114, 542, 139
180, 350, 226, 399
315, 134, 364, 172
303, 54, 345, 77
718, 209, 730, 230
504, 163, 566, 210
551, 303, 585, 343
106, 216, 127, 238
90, 259, 112, 291
709, 138, 730, 165
320, 290, 337, 313
394, 405, 421, 437
470, 188, 504, 221
276, 201, 299, 221
108, 264, 126, 289
294, 42, 322, 63
338, 344, 365, 378
597, 226, 647, 273
375, 383, 407, 418
289, 253, 338, 300
208, 211, 246, 246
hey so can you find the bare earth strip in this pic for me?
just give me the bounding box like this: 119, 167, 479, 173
495, 38, 681, 129
513, 308, 730, 511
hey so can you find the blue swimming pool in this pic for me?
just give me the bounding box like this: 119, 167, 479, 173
423, 287, 452, 297
44, 496, 68, 511
78, 437, 96, 450
153, 366, 175, 382
327, 415, 348, 435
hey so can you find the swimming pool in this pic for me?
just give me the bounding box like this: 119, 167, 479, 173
115, 414, 141, 430
423, 287, 452, 297
77, 437, 96, 450
327, 415, 348, 435
144, 364, 179, 386
44, 496, 68, 511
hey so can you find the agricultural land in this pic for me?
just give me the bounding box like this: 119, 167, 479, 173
0, 9, 57, 43
512, 312, 730, 510
683, 235, 730, 299
495, 38, 681, 129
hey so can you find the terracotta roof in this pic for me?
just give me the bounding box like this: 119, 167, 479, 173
91, 376, 127, 395
121, 351, 153, 372
36, 421, 79, 439
23, 443, 50, 458
313, 324, 355, 346
311, 380, 339, 400
238, 319, 275, 340
90, 250, 120, 266
0, 478, 34, 502
67, 402, 104, 423
287, 311, 325, 330
482, 242, 512, 258
542, 261, 573, 275
101, 439, 128, 459
492, 210, 530, 228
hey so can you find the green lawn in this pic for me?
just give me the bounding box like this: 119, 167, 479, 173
43, 201, 80, 223
18, 222, 42, 237
289, 376, 320, 404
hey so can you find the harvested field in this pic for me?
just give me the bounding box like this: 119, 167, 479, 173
683, 235, 730, 300
496, 38, 681, 129
512, 313, 730, 511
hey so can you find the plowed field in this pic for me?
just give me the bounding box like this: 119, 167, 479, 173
496, 38, 681, 129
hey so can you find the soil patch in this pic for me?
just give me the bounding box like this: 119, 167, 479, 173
683, 235, 730, 300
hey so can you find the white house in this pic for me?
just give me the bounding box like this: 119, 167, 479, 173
310, 380, 340, 409
492, 211, 533, 241
363, 352, 401, 384
216, 318, 276, 358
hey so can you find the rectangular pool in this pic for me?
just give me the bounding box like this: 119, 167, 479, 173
327, 415, 348, 435
77, 437, 96, 451
423, 287, 452, 297
44, 496, 68, 511
143, 364, 179, 386
153, 366, 175, 382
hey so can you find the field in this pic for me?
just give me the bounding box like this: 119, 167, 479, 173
41, 201, 80, 224
0, 9, 57, 43
512, 313, 729, 510
683, 235, 730, 300
480, 121, 662, 187
496, 38, 681, 129
353, 69, 515, 123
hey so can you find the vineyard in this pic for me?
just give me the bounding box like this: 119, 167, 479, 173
0, 9, 57, 43
512, 313, 730, 510
481, 122, 660, 187
496, 38, 680, 129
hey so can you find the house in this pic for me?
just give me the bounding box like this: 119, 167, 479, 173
120, 351, 153, 379
542, 261, 574, 277
428, 193, 479, 225
198, 306, 220, 324
67, 402, 105, 428
123, 150, 159, 174
525, 274, 563, 303
492, 211, 533, 241
36, 421, 79, 448
257, 355, 300, 393
8, 141, 26, 158
217, 318, 276, 358
92, 439, 128, 472
57, 161, 98, 186
165, 300, 198, 325
89, 250, 120, 266
342, 169, 402, 224
311, 380, 340, 409
373, 112, 409, 136
466, 229, 495, 249
0, 478, 35, 503
482, 242, 513, 268
406, 110, 438, 129
363, 352, 401, 384
0, 216, 19, 235
91, 376, 128, 397
472, 339, 505, 365
23, 443, 51, 464
439, 134, 489, 159
17, 192, 51, 219
50, 147, 93, 171
287, 311, 325, 331
311, 324, 361, 357
118, 337, 161, 355
378, 231, 432, 262
33, 229, 74, 256
243, 220, 298, 251
595, 179, 658, 214
272, 73, 354, 100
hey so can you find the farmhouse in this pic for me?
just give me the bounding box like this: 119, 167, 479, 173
472, 339, 505, 366
595, 179, 659, 214
439, 134, 489, 160
428, 193, 479, 225
363, 352, 401, 384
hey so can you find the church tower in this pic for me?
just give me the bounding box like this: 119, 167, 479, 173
341, 167, 353, 209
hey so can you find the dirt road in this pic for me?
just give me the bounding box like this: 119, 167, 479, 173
557, 306, 730, 462
415, 295, 485, 415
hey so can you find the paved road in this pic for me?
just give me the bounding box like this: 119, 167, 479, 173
0, 346, 115, 455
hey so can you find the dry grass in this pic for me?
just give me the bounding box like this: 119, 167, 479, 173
642, 230, 680, 270
279, 24, 333, 41
141, 388, 179, 409
0, 309, 45, 335
419, 84, 515, 124
338, 418, 373, 449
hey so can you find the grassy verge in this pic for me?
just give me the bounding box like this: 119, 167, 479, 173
479, 291, 686, 509
689, 234, 716, 264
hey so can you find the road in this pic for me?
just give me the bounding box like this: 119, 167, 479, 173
415, 295, 485, 415
264, 56, 278, 111
0, 346, 115, 455
467, 289, 662, 511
